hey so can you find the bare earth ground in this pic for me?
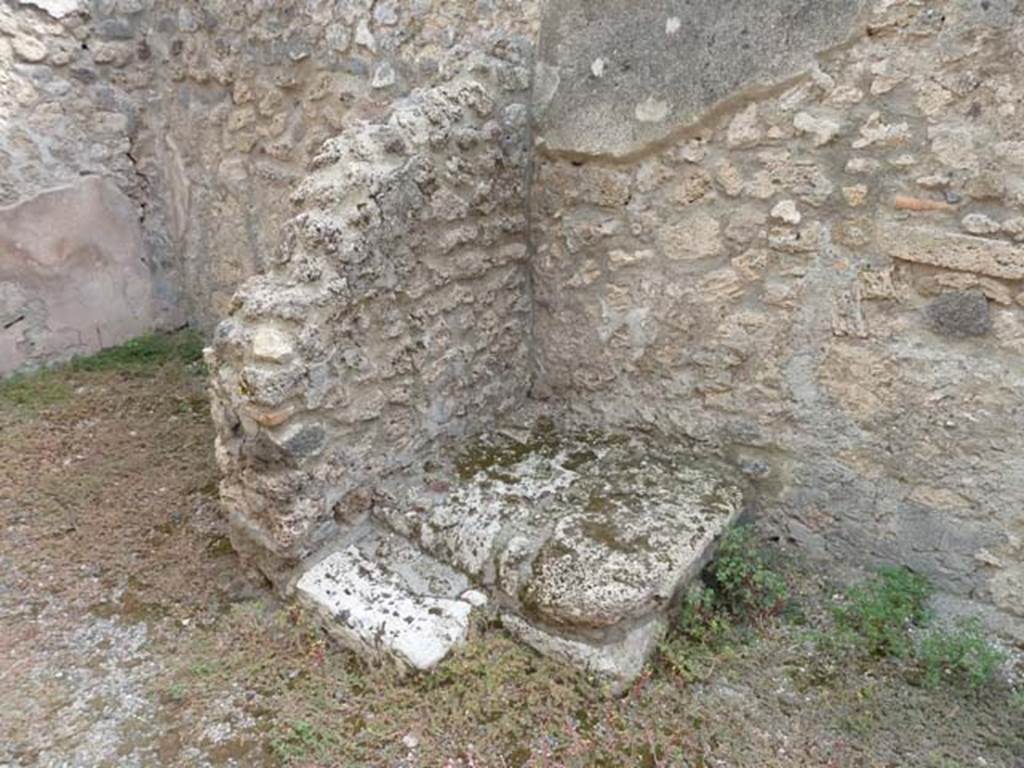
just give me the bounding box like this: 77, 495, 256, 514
1, 340, 1022, 768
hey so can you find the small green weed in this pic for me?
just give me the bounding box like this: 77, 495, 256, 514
824, 568, 1006, 693
832, 567, 931, 659
917, 618, 1006, 690
270, 719, 339, 763
190, 660, 220, 678
661, 585, 736, 682
1011, 687, 1024, 711
165, 682, 188, 703
709, 525, 789, 621
676, 585, 733, 645
661, 526, 787, 681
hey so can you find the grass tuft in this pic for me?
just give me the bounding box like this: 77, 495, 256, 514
0, 330, 205, 412
0, 371, 72, 411
68, 330, 204, 372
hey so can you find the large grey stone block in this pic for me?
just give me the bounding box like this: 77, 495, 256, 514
535, 0, 866, 158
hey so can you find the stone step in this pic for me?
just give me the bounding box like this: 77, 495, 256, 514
294, 523, 485, 672
373, 421, 744, 690
294, 424, 743, 689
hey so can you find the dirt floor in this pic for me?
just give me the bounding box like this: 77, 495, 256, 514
1, 336, 1022, 768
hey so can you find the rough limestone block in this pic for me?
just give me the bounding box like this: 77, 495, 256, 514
886, 226, 1024, 281
379, 423, 743, 668
295, 547, 474, 671
502, 613, 667, 695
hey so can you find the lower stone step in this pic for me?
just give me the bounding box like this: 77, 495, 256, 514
501, 613, 667, 693
295, 525, 485, 672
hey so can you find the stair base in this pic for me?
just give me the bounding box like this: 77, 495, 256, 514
295, 524, 484, 672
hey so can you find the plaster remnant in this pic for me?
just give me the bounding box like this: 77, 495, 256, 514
0, 177, 179, 376
635, 96, 670, 123
535, 0, 866, 158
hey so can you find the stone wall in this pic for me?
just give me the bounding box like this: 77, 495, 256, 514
1, 0, 539, 371
3, 0, 1019, 636
206, 46, 538, 580
0, 0, 181, 369
146, 0, 539, 327
530, 0, 1023, 635
0, 0, 151, 209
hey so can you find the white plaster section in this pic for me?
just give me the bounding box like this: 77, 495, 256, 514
18, 0, 82, 19
635, 96, 670, 123
0, 176, 179, 376
295, 547, 474, 671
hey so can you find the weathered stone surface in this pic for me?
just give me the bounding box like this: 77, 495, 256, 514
7, 0, 1024, 678
209, 74, 536, 563
344, 520, 473, 600
535, 0, 866, 157
379, 422, 743, 632
295, 546, 474, 672
277, 420, 742, 684
527, 0, 1024, 645
502, 614, 666, 694
925, 290, 992, 338
0, 177, 179, 375
11, 35, 47, 62
886, 227, 1024, 281
12, 0, 999, 666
